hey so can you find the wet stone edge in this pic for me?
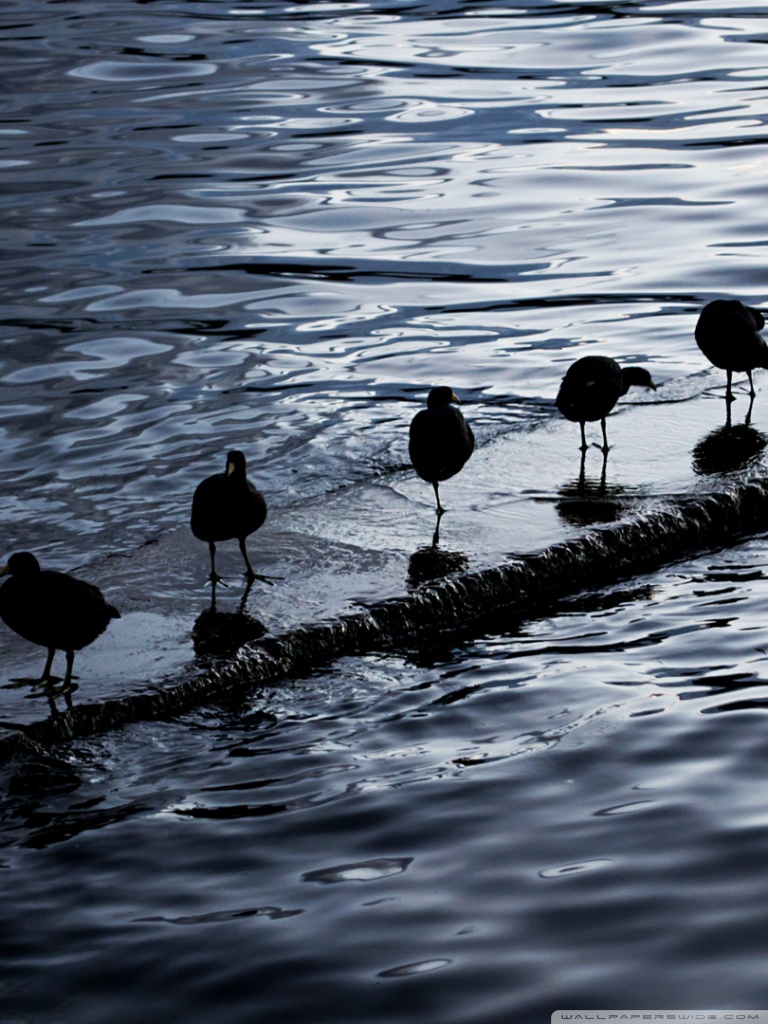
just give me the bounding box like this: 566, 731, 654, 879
2, 477, 768, 758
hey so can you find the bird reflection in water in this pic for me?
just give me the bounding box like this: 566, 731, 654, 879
407, 543, 469, 589
192, 577, 267, 664
692, 417, 767, 477
1, 674, 78, 717
555, 448, 625, 527
406, 452, 471, 587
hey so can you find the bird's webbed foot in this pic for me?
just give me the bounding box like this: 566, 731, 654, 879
245, 570, 282, 586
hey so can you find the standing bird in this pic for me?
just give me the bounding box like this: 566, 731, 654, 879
0, 551, 120, 693
695, 298, 768, 403
556, 355, 656, 451
191, 449, 267, 583
409, 386, 474, 515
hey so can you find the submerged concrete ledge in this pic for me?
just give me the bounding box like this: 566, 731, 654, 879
1, 474, 767, 759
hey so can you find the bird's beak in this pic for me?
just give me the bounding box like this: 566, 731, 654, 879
451, 392, 461, 403
648, 379, 658, 391
0, 564, 9, 577
226, 461, 235, 476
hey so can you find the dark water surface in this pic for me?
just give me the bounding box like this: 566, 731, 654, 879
4, 544, 768, 1021
3, 0, 768, 1019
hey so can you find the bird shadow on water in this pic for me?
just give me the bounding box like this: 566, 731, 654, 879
1, 674, 77, 716
692, 403, 767, 477
192, 577, 267, 664
554, 449, 626, 528
407, 512, 469, 589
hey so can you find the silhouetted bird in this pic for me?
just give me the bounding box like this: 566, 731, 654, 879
409, 386, 474, 514
695, 298, 768, 403
556, 355, 656, 451
191, 449, 267, 582
0, 551, 120, 690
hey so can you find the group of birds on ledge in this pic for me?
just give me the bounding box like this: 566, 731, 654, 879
0, 297, 765, 708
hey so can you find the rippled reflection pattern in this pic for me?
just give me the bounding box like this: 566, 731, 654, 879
3, 0, 768, 558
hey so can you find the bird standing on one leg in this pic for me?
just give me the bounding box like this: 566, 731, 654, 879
556, 355, 656, 452
0, 551, 120, 701
409, 386, 474, 515
191, 449, 267, 583
695, 298, 768, 404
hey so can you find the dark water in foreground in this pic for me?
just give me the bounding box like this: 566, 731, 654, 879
4, 0, 768, 1020
4, 542, 768, 1021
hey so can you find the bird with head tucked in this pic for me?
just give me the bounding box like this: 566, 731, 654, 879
695, 298, 768, 404
409, 386, 474, 515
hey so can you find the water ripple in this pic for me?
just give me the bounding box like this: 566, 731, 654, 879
69, 60, 218, 82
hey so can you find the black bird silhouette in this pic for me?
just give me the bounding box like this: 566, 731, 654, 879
556, 355, 656, 451
191, 449, 267, 583
695, 298, 768, 403
0, 551, 120, 692
409, 386, 474, 515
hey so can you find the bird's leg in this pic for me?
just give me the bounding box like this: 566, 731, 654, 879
579, 421, 588, 452
239, 576, 254, 611
747, 369, 756, 398
237, 538, 278, 586
432, 481, 445, 515
33, 649, 63, 704
600, 418, 610, 453
726, 369, 735, 404
238, 538, 256, 581
41, 647, 55, 682
432, 503, 445, 545
208, 542, 228, 586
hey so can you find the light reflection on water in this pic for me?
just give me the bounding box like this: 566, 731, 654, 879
2, 0, 768, 1017
3, 0, 768, 558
